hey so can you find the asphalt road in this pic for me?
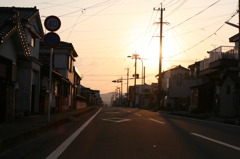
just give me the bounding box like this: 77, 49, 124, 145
1, 107, 240, 159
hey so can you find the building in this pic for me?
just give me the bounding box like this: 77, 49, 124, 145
73, 66, 87, 109
188, 34, 240, 117
0, 6, 100, 123
81, 86, 102, 106
39, 41, 79, 112
0, 7, 44, 121
128, 83, 158, 109
161, 65, 198, 110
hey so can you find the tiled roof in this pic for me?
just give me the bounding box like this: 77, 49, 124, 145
40, 41, 78, 57
59, 42, 78, 57
0, 7, 40, 55
0, 7, 39, 41
0, 9, 17, 42
0, 7, 38, 21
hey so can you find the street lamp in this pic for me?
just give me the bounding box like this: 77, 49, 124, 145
127, 54, 144, 107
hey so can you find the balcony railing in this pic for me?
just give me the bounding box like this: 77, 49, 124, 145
200, 58, 210, 71
208, 46, 238, 63
199, 46, 239, 72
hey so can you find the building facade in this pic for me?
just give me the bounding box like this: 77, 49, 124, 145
0, 7, 44, 121
188, 34, 240, 117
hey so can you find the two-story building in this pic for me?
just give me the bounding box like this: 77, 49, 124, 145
0, 7, 44, 121
39, 41, 79, 112
188, 34, 239, 117
161, 65, 198, 110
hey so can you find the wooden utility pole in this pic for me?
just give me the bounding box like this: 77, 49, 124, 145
134, 54, 137, 107
154, 5, 165, 109
126, 68, 130, 107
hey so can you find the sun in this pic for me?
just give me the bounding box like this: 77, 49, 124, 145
139, 37, 176, 72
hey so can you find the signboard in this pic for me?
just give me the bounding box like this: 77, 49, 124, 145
44, 32, 60, 48
44, 16, 61, 32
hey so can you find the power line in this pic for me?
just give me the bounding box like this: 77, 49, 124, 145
66, 11, 83, 40
58, 0, 120, 17
165, 0, 188, 17
165, 0, 221, 32
165, 9, 238, 59
59, 0, 120, 34
39, 0, 83, 10
163, 0, 180, 8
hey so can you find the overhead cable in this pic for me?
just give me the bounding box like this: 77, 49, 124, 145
165, 0, 221, 32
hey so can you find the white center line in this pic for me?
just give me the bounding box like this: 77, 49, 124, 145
46, 108, 102, 159
149, 118, 165, 124
191, 133, 240, 151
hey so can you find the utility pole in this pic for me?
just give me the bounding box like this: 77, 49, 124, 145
143, 66, 146, 108
120, 77, 123, 107
237, 0, 240, 124
126, 68, 130, 107
128, 54, 139, 107
134, 55, 137, 107
154, 5, 165, 109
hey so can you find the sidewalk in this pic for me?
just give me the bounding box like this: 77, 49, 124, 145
0, 107, 98, 153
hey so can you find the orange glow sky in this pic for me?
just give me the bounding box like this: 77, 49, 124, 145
3, 0, 239, 94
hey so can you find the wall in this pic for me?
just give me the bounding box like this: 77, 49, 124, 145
0, 33, 17, 62
219, 77, 237, 117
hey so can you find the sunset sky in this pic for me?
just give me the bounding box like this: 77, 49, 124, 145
2, 0, 239, 94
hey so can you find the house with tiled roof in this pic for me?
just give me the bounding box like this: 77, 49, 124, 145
0, 7, 44, 121
39, 41, 85, 111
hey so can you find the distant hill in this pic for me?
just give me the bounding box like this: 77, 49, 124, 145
101, 92, 113, 106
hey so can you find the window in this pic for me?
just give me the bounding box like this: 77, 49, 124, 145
68, 57, 73, 72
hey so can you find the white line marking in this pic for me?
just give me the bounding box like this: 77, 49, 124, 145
164, 113, 240, 128
191, 133, 240, 151
135, 113, 142, 117
149, 118, 165, 124
46, 108, 102, 159
102, 118, 131, 123
104, 111, 119, 114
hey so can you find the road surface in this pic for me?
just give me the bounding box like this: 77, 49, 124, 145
1, 107, 240, 159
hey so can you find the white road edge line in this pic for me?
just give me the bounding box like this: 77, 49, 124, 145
191, 133, 240, 151
165, 113, 240, 128
46, 108, 102, 159
149, 118, 165, 124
